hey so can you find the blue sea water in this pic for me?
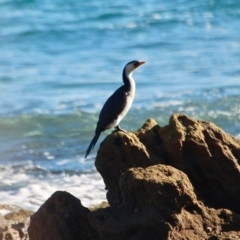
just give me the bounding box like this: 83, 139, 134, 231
0, 0, 240, 210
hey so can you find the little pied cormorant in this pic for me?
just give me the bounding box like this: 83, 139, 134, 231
85, 60, 145, 158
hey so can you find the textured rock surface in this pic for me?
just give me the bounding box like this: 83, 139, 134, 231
119, 164, 196, 211
21, 114, 240, 239
89, 164, 240, 240
96, 114, 240, 213
159, 113, 240, 213
96, 118, 165, 206
28, 191, 98, 240
89, 205, 171, 240
0, 204, 33, 240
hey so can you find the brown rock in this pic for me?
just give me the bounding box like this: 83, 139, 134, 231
96, 118, 164, 206
96, 114, 240, 212
26, 114, 240, 240
89, 165, 240, 240
133, 118, 165, 160
28, 191, 99, 240
89, 205, 171, 240
120, 164, 197, 212
159, 113, 240, 212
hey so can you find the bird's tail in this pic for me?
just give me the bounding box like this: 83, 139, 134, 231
85, 132, 101, 158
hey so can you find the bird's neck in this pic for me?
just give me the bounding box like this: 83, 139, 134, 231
122, 70, 136, 93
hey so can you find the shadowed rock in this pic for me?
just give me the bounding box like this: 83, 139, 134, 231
28, 191, 99, 240
159, 113, 240, 212
89, 164, 240, 240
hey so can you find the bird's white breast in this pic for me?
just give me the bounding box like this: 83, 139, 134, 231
105, 75, 135, 130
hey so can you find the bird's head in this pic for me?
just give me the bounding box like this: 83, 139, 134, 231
124, 60, 146, 76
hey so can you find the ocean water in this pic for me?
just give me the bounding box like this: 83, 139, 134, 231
0, 0, 240, 211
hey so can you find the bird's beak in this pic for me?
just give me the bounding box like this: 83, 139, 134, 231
136, 61, 146, 67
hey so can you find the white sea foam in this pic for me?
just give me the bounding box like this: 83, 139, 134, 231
0, 168, 106, 211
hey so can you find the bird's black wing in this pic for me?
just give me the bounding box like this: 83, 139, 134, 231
96, 85, 128, 132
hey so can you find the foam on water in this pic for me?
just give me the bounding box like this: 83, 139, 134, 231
0, 164, 106, 211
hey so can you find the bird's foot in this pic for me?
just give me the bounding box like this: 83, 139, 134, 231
113, 125, 126, 132
112, 125, 129, 135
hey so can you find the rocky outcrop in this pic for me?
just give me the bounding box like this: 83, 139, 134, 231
27, 114, 240, 240
96, 114, 240, 213
28, 191, 98, 240
96, 118, 166, 206
89, 164, 199, 239
89, 164, 240, 240
159, 114, 240, 212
